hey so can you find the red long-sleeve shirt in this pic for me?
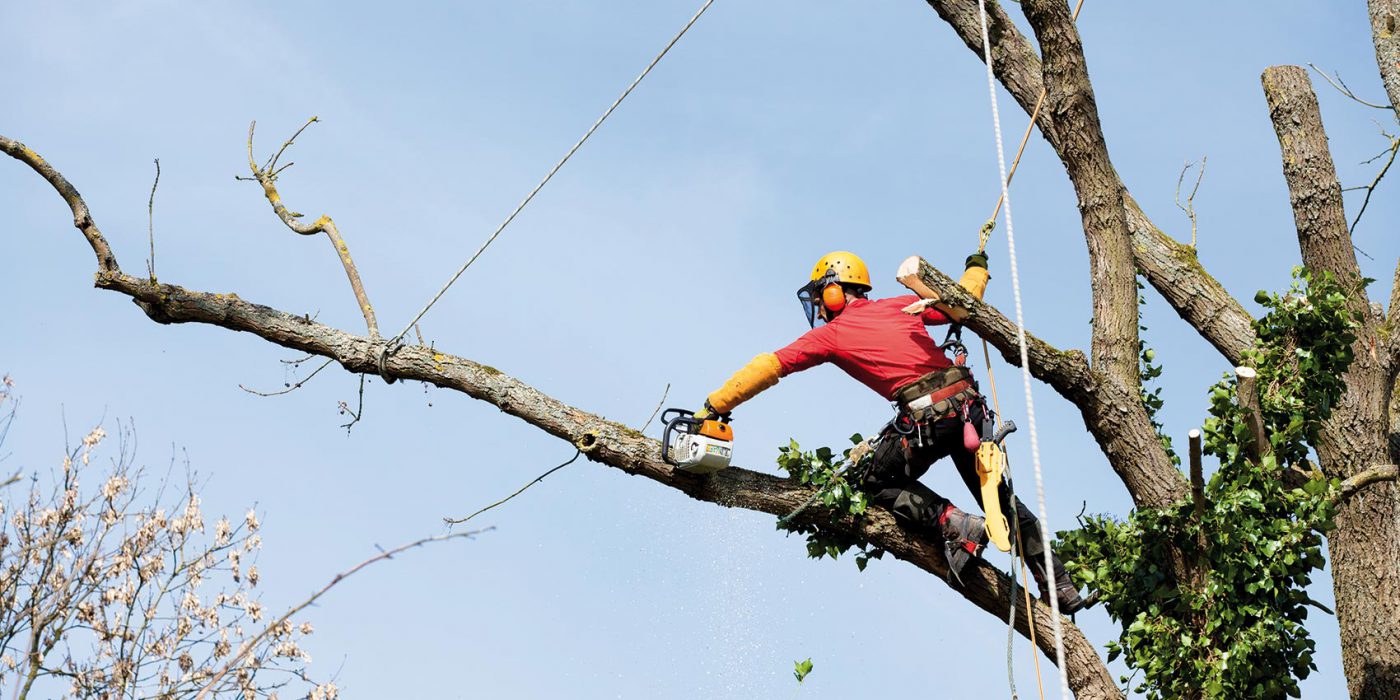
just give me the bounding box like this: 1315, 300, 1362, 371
773, 295, 954, 400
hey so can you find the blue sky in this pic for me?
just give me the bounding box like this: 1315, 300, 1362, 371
3, 1, 1397, 697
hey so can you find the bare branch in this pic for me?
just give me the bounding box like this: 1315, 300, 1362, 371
337, 374, 366, 432
243, 118, 380, 338
1174, 157, 1206, 248
194, 527, 491, 700
637, 383, 670, 432
1345, 131, 1398, 236
0, 135, 118, 273
238, 357, 335, 397
1307, 63, 1394, 110
444, 451, 581, 525
146, 158, 160, 281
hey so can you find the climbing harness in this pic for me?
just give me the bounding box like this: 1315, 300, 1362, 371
379, 0, 719, 375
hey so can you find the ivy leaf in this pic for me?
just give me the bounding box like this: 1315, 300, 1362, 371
793, 658, 813, 683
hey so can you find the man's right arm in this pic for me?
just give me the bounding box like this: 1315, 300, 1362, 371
705, 326, 833, 413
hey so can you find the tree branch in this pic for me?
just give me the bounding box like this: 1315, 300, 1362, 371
0, 135, 118, 273
1020, 0, 1140, 388
1336, 464, 1400, 504
243, 118, 381, 338
2, 134, 1121, 700
1235, 367, 1273, 462
1262, 66, 1367, 318
908, 258, 1190, 509
920, 0, 1257, 366
1369, 0, 1400, 123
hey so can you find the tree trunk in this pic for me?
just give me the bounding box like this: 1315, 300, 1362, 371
1263, 65, 1400, 700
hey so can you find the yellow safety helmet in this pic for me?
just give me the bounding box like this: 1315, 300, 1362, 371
797, 251, 872, 327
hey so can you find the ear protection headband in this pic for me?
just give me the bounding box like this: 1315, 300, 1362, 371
821, 276, 847, 312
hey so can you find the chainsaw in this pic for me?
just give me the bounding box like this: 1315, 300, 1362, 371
660, 408, 734, 474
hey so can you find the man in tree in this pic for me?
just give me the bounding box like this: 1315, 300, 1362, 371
697, 251, 1088, 612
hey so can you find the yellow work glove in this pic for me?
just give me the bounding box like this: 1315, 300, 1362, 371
706, 353, 782, 413
958, 252, 990, 300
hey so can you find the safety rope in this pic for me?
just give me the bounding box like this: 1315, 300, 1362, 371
382, 0, 718, 359
974, 1, 1069, 698
982, 340, 1048, 700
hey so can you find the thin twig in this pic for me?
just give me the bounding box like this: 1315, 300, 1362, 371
444, 451, 582, 525
192, 527, 491, 700
1, 472, 21, 489
1307, 63, 1394, 110
264, 116, 319, 174
238, 358, 334, 397
638, 383, 671, 432
1345, 133, 1398, 237
339, 374, 366, 432
1174, 156, 1206, 248
146, 158, 160, 280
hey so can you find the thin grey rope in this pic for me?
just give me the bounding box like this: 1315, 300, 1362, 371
384, 0, 717, 355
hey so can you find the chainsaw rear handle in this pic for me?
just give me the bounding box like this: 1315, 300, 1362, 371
991, 419, 1017, 446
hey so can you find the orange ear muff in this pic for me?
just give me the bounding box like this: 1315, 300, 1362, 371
822, 283, 846, 312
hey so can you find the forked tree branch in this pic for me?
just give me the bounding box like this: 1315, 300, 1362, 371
243, 118, 381, 338
0, 135, 1120, 700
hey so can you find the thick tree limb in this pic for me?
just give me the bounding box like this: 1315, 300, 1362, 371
1370, 0, 1400, 121
1, 136, 1122, 700
1261, 66, 1368, 319
1020, 0, 1140, 388
912, 259, 1190, 509
919, 0, 1256, 365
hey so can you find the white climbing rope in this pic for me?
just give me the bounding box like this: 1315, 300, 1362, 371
386, 0, 718, 348
974, 1, 1070, 698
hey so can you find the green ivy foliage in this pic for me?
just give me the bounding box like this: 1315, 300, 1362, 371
1058, 268, 1366, 699
775, 435, 885, 571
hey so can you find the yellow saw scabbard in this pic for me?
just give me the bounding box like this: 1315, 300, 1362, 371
976, 441, 1013, 553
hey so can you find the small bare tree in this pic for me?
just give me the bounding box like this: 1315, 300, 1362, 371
0, 378, 335, 700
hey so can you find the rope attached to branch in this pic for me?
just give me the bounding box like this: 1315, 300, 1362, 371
384, 0, 718, 357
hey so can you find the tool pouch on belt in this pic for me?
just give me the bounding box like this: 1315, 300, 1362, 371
895, 366, 979, 422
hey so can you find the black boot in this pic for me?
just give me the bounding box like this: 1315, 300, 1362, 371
1027, 551, 1093, 614
939, 505, 988, 585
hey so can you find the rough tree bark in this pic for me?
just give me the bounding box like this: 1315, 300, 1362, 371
922, 0, 1257, 364
0, 134, 1126, 700
1371, 0, 1400, 115
1263, 65, 1400, 700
